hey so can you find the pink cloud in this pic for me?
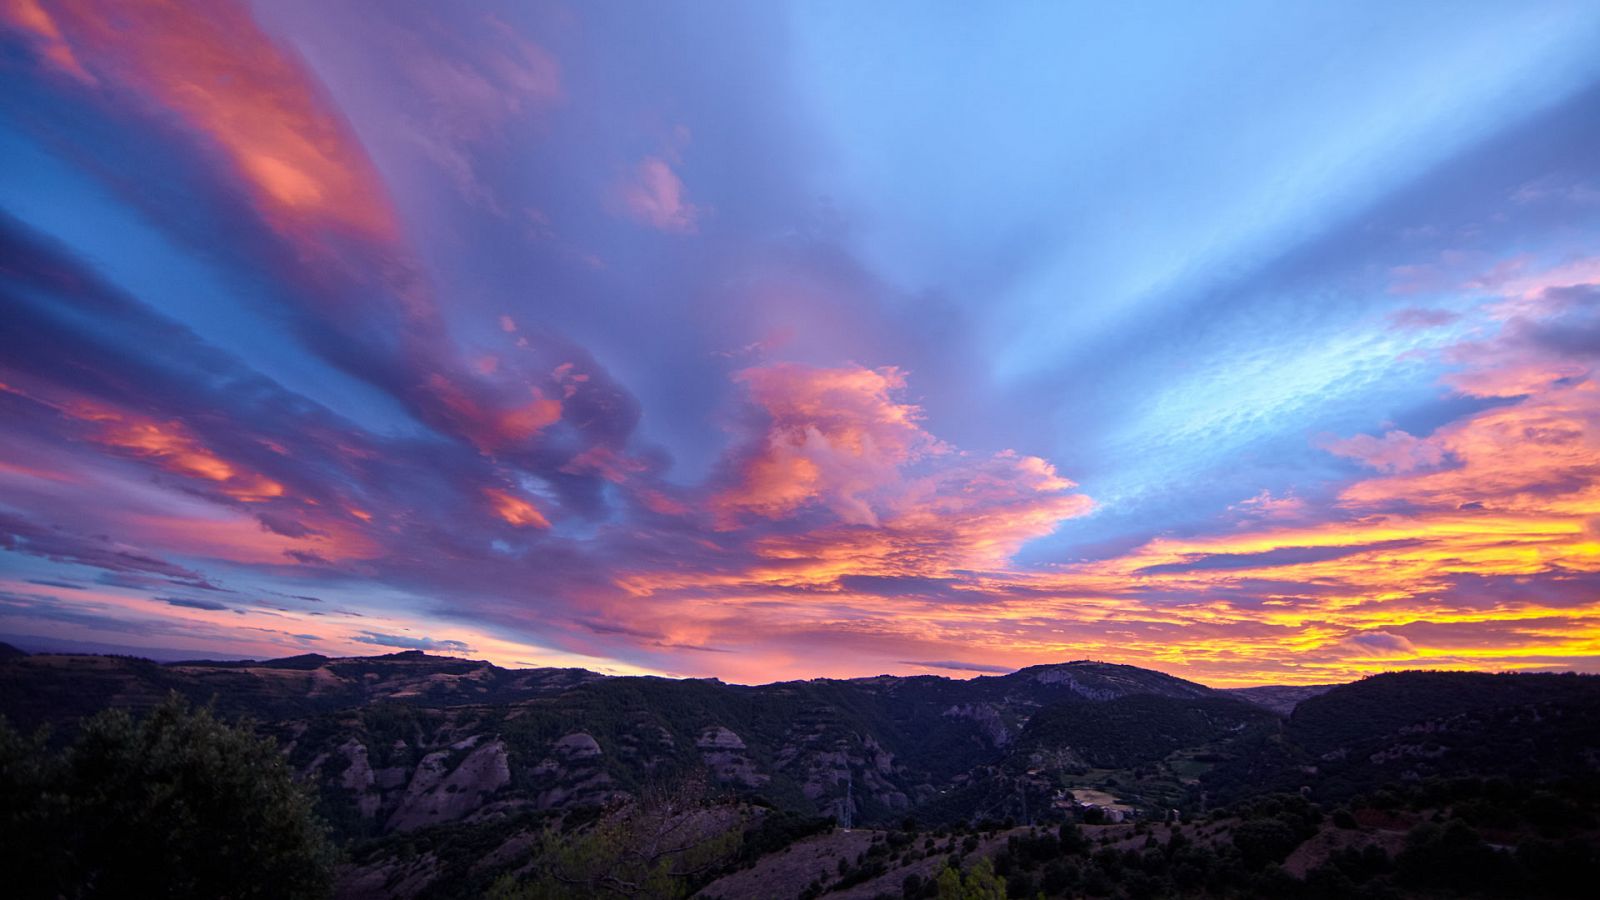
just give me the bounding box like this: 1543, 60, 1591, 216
426, 374, 563, 453
662, 363, 1093, 577
1321, 429, 1447, 474
1, 0, 95, 83
1442, 272, 1598, 398
1230, 490, 1307, 520
613, 156, 701, 234
385, 12, 563, 208
714, 364, 937, 526
1475, 255, 1600, 303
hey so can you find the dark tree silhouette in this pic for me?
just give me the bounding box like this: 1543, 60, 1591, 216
0, 694, 335, 899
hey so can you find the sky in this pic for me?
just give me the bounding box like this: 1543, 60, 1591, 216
2, 1, 1599, 686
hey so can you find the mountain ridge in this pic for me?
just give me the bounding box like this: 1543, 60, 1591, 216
5, 647, 1599, 898
0, 641, 1341, 692
6, 651, 1596, 814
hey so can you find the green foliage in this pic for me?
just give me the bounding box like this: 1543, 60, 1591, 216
0, 694, 335, 899
934, 856, 1007, 899
489, 775, 744, 899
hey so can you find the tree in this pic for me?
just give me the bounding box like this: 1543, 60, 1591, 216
935, 857, 1007, 900
490, 773, 745, 899
1, 694, 335, 899
0, 716, 70, 896
1231, 818, 1301, 869
1057, 820, 1087, 854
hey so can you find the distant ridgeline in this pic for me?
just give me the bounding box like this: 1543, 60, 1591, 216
3, 644, 1598, 899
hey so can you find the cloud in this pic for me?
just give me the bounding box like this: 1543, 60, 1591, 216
1511, 177, 1600, 206
19, 0, 397, 242
710, 364, 1089, 558
1230, 490, 1307, 520
162, 597, 230, 612
837, 575, 964, 598
714, 364, 935, 526
1442, 280, 1600, 398
484, 488, 551, 529
1320, 429, 1447, 474
383, 11, 563, 207
1389, 307, 1461, 330
0, 5, 639, 497
613, 156, 700, 233
256, 514, 321, 539
0, 511, 209, 584
1335, 630, 1418, 658
65, 399, 286, 501
901, 660, 1016, 675
353, 631, 471, 653
0, 0, 95, 83
1135, 540, 1426, 576
4, 1, 1600, 688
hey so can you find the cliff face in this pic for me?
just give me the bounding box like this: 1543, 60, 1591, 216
10, 648, 1599, 900
46, 652, 1590, 839
1, 651, 1274, 834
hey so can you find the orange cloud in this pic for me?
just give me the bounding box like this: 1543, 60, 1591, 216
714, 364, 937, 526
711, 366, 1091, 570
61, 399, 285, 502
607, 365, 1095, 656
485, 488, 550, 529
427, 374, 563, 453
11, 0, 396, 242
560, 445, 648, 483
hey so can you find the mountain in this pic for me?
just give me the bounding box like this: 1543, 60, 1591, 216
0, 649, 602, 730
5, 652, 1598, 898
1286, 670, 1600, 795
1224, 683, 1337, 715
0, 652, 1267, 832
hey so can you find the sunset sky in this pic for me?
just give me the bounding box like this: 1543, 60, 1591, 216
3, 0, 1600, 686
